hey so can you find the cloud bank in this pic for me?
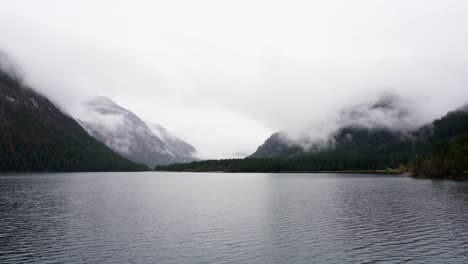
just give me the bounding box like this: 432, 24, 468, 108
1, 0, 468, 158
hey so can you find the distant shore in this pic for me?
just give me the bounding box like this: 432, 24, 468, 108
155, 169, 401, 175
154, 169, 468, 180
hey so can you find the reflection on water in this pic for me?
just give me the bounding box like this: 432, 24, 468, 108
0, 172, 467, 263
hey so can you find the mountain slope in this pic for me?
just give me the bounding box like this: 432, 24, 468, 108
156, 106, 468, 174
0, 70, 148, 172
146, 122, 196, 160
77, 96, 196, 167
251, 97, 468, 160
250, 132, 304, 158
250, 126, 417, 160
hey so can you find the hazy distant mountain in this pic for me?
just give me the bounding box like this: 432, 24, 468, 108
77, 96, 196, 167
250, 126, 415, 160
146, 122, 197, 161
250, 97, 468, 159
157, 100, 468, 175
0, 69, 147, 172
249, 132, 304, 159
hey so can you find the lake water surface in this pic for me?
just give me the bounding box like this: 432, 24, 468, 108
1, 172, 468, 263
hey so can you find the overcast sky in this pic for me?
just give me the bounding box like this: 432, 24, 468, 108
1, 0, 468, 158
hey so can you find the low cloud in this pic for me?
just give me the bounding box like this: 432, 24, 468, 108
337, 93, 420, 132
281, 92, 426, 150
1, 1, 468, 158
0, 51, 23, 82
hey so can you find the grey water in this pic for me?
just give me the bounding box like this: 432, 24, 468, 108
1, 172, 468, 264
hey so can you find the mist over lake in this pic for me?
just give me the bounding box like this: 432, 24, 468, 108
1, 1, 468, 263
1, 172, 468, 263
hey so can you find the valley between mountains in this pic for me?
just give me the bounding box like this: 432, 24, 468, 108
1, 62, 467, 179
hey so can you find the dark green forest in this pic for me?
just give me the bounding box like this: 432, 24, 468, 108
412, 134, 468, 180
2, 64, 467, 177
156, 109, 468, 179
0, 70, 148, 172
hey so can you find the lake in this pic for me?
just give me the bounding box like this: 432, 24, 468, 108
1, 172, 468, 263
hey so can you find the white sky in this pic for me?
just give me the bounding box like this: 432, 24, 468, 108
1, 0, 468, 158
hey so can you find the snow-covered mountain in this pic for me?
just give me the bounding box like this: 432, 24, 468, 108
77, 96, 196, 167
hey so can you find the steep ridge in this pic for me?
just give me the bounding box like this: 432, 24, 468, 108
251, 96, 468, 160
0, 70, 147, 172
78, 96, 196, 167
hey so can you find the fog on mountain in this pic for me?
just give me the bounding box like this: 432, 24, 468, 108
77, 96, 197, 168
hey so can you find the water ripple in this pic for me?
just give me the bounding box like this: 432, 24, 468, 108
1, 173, 468, 263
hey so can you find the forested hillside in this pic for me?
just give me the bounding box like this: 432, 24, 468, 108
155, 107, 468, 178
0, 69, 148, 172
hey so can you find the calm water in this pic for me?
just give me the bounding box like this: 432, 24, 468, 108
1, 172, 468, 263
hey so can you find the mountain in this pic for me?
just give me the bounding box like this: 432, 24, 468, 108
424, 108, 468, 141
146, 122, 197, 160
247, 99, 468, 170
251, 95, 420, 159
0, 69, 148, 172
250, 127, 417, 160
155, 99, 468, 176
251, 95, 468, 159
249, 132, 304, 159
77, 96, 196, 168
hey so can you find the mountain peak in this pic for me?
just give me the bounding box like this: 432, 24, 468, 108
338, 93, 415, 132
85, 96, 127, 111
88, 96, 116, 105
77, 96, 196, 167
